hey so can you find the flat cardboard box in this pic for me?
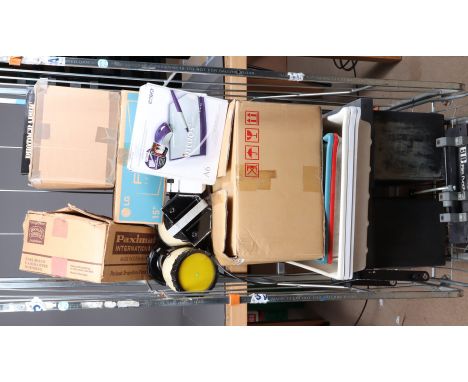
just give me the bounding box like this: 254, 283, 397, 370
19, 204, 156, 282
212, 100, 324, 265
29, 80, 120, 189
114, 91, 165, 224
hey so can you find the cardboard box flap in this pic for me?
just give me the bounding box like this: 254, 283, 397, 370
217, 100, 237, 178
211, 190, 227, 257
56, 204, 112, 223
211, 189, 244, 266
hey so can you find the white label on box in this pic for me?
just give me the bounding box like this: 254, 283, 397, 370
27, 297, 46, 312
117, 300, 140, 308
81, 302, 103, 309
250, 293, 269, 304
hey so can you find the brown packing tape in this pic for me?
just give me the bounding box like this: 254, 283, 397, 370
113, 92, 126, 221
29, 82, 47, 183
104, 91, 120, 186
303, 166, 321, 192
116, 147, 129, 165
95, 124, 117, 186
238, 166, 277, 191
118, 91, 128, 167
95, 126, 114, 143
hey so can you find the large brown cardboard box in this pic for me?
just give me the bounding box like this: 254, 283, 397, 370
28, 80, 120, 189
19, 205, 155, 282
212, 100, 324, 265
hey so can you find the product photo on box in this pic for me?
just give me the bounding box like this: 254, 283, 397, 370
127, 83, 229, 185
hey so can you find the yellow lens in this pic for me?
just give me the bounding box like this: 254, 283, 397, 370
178, 252, 216, 292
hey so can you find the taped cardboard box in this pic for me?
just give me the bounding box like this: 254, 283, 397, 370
114, 91, 165, 224
29, 80, 120, 189
212, 100, 324, 265
19, 204, 155, 283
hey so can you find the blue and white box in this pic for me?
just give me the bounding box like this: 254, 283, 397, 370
114, 91, 165, 224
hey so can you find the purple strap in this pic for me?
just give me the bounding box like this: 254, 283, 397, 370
198, 96, 207, 155
170, 90, 182, 112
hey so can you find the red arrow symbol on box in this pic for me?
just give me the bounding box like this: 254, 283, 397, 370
247, 148, 253, 157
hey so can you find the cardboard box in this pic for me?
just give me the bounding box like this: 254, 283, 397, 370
212, 101, 324, 265
114, 91, 165, 224
19, 204, 156, 282
29, 80, 120, 189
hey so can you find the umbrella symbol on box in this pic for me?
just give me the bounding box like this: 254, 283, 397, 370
245, 145, 259, 160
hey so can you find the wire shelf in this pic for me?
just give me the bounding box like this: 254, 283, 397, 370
1, 56, 467, 314
0, 56, 467, 111
0, 277, 461, 313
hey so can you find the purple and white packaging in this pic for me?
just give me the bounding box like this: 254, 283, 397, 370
127, 83, 228, 185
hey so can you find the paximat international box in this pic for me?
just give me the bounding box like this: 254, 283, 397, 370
19, 204, 156, 282
114, 91, 165, 224
28, 80, 120, 189
212, 100, 324, 265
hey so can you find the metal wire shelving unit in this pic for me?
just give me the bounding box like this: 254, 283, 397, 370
0, 276, 461, 313
0, 56, 467, 314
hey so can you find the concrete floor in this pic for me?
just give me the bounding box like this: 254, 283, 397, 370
289, 56, 468, 325
306, 265, 468, 325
